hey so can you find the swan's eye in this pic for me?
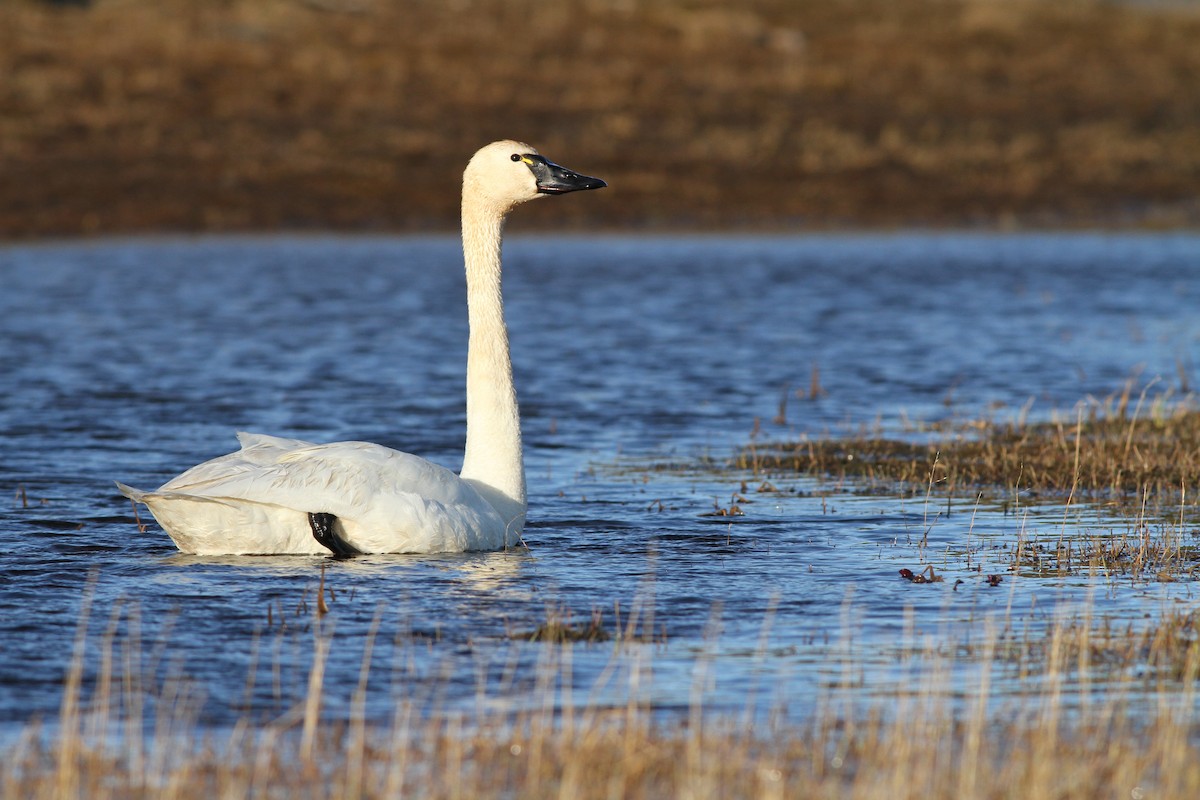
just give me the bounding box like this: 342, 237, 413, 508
511, 154, 521, 162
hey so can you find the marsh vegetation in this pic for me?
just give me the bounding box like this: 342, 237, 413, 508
5, 578, 1200, 799
2, 0, 1199, 236
741, 388, 1199, 499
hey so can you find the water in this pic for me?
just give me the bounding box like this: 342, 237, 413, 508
1, 233, 1198, 735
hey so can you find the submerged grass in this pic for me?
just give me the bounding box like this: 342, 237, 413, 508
6, 592, 1200, 799
515, 605, 635, 644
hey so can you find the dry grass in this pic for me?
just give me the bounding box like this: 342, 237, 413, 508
6, 596, 1200, 799
738, 391, 1200, 511
2, 0, 1199, 237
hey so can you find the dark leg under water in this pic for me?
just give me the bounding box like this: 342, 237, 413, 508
308, 511, 361, 557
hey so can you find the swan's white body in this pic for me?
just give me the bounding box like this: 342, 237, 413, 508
118, 433, 512, 555
118, 141, 604, 555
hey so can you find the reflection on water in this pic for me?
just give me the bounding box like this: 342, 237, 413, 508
0, 233, 1198, 733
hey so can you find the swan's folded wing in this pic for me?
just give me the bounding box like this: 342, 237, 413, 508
151, 431, 318, 494
271, 441, 482, 508
235, 431, 318, 458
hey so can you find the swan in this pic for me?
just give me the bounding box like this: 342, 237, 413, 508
117, 140, 605, 555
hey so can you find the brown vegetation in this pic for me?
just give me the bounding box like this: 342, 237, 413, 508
2, 0, 1199, 238
6, 604, 1200, 799
739, 393, 1200, 511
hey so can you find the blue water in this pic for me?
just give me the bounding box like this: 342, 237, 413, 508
1, 233, 1198, 734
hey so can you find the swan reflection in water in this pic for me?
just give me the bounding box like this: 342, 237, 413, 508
156, 549, 538, 605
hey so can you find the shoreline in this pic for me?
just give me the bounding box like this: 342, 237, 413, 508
4, 220, 1200, 246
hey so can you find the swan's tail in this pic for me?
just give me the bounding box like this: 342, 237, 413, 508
116, 481, 319, 555
117, 481, 233, 505
115, 481, 149, 503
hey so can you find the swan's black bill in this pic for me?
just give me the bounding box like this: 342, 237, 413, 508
523, 154, 607, 194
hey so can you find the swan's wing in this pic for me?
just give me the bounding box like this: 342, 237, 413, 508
162, 439, 454, 508
235, 431, 317, 458
151, 431, 319, 494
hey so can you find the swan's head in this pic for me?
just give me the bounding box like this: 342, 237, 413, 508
464, 140, 606, 213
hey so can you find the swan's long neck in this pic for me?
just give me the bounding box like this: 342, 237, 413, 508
458, 192, 527, 537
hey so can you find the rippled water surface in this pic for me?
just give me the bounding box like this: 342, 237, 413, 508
1, 233, 1198, 734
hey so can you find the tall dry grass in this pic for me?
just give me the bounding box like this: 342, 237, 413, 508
2, 0, 1199, 237
740, 390, 1200, 511
5, 591, 1200, 798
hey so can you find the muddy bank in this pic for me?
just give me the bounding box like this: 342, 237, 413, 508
2, 0, 1198, 237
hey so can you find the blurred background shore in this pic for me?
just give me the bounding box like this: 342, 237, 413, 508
2, 0, 1198, 238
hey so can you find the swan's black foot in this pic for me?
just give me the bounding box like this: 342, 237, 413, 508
308, 512, 362, 558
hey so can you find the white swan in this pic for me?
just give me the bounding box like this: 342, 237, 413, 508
117, 140, 605, 555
